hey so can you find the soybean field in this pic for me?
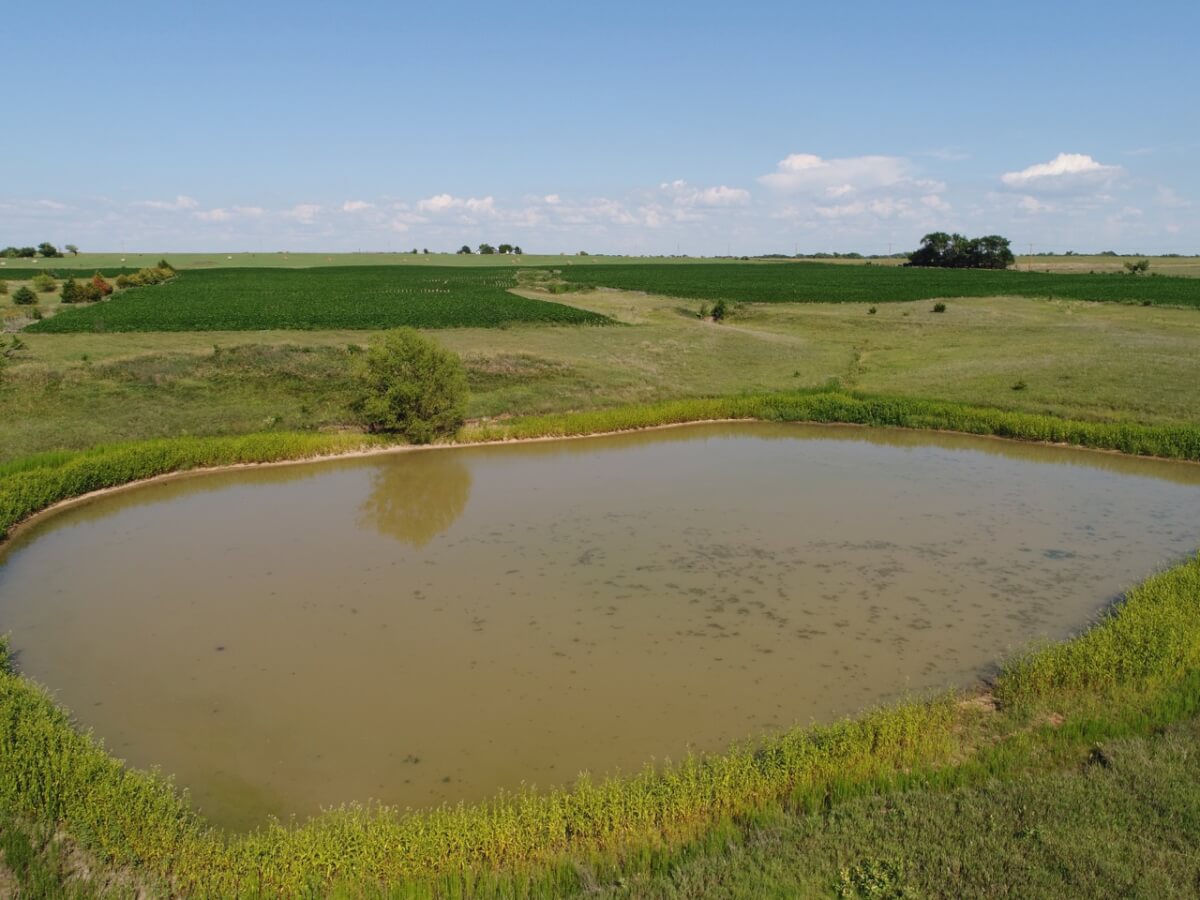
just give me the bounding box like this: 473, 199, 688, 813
556, 262, 1200, 307
28, 267, 609, 333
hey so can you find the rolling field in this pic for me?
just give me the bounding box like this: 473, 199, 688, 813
26, 266, 608, 333
557, 262, 1200, 307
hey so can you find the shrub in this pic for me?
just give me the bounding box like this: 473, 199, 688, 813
91, 273, 113, 296
932, 302, 947, 313
31, 273, 57, 294
868, 306, 877, 315
11, 286, 36, 305
60, 278, 81, 304
114, 274, 130, 289
351, 328, 468, 443
0, 279, 6, 294
711, 298, 728, 322
78, 282, 103, 303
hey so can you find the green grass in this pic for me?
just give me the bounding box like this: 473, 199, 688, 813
26, 267, 609, 333
557, 262, 1200, 307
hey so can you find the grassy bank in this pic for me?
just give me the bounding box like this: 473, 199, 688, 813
1, 393, 1199, 895
5, 389, 1200, 542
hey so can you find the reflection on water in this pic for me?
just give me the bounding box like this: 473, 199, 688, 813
1, 422, 1198, 831
358, 451, 472, 547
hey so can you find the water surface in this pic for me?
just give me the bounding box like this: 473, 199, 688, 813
2, 422, 1199, 829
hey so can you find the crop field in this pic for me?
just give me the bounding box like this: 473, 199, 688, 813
26, 266, 608, 333
556, 262, 1200, 307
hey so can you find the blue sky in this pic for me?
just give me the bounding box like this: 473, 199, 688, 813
4, 0, 1197, 254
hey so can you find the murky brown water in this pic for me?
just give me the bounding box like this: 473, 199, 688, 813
2, 423, 1199, 830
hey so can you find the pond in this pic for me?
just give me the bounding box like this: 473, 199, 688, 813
2, 422, 1199, 830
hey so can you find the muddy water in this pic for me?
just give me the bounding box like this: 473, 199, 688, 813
2, 423, 1199, 830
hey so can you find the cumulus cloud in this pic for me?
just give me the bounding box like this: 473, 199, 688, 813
342, 200, 375, 212
660, 180, 751, 208
285, 203, 322, 224
416, 193, 496, 216
1000, 153, 1121, 191
194, 205, 265, 223
759, 154, 911, 193
135, 195, 199, 211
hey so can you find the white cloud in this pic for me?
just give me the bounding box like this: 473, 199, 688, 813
543, 194, 561, 205
342, 200, 375, 212
760, 154, 911, 193
920, 194, 951, 212
35, 199, 68, 210
196, 208, 232, 222
416, 193, 497, 216
1156, 186, 1191, 209
285, 203, 322, 224
1017, 195, 1053, 214
660, 180, 751, 208
135, 194, 199, 211
1000, 153, 1121, 191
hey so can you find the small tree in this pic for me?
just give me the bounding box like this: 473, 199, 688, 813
498, 243, 513, 254
1123, 258, 1150, 275
31, 273, 57, 293
513, 246, 523, 255
37, 242, 60, 258
65, 244, 79, 256
60, 278, 82, 303
457, 245, 472, 255
351, 328, 468, 444
12, 286, 37, 305
92, 272, 114, 296
478, 243, 496, 255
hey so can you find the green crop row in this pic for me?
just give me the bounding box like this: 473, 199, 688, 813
555, 262, 1200, 307
27, 267, 610, 333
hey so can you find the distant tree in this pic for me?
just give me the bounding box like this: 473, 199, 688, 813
906, 232, 1013, 269
0, 247, 17, 258
65, 244, 79, 256
478, 243, 496, 255
457, 245, 472, 255
12, 286, 37, 305
15, 247, 36, 258
498, 243, 513, 254
37, 242, 61, 258
422, 248, 430, 254
1123, 258, 1151, 275
513, 246, 523, 255
156, 258, 175, 272
411, 248, 418, 254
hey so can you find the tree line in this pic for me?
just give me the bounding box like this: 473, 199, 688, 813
906, 233, 1014, 269
1, 242, 78, 259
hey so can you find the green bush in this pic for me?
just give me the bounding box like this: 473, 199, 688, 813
351, 328, 468, 443
30, 273, 56, 294
11, 286, 36, 305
